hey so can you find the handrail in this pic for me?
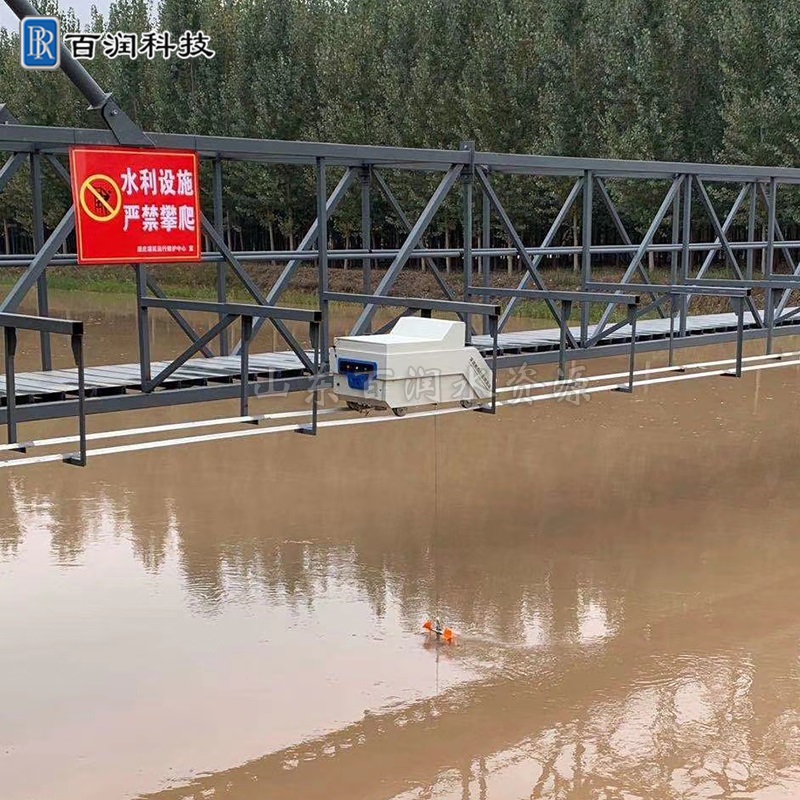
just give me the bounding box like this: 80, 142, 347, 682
137, 297, 323, 432
585, 281, 749, 373
2, 312, 86, 465
468, 285, 642, 389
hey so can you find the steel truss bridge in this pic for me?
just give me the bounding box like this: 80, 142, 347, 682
3, 0, 800, 467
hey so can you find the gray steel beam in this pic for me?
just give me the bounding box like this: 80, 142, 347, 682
694, 183, 750, 280
325, 292, 499, 319
0, 375, 317, 425
352, 164, 464, 335
141, 297, 321, 323
0, 311, 81, 335
594, 177, 658, 287
360, 167, 372, 299
372, 169, 467, 319
747, 182, 758, 280
145, 314, 236, 392
212, 156, 228, 355
135, 265, 151, 385
581, 170, 592, 344
497, 178, 583, 330
316, 157, 329, 366
463, 167, 473, 342
0, 106, 71, 186
0, 153, 26, 193
476, 166, 577, 345
143, 275, 214, 358
585, 281, 750, 298
264, 167, 357, 309
201, 215, 314, 372
693, 176, 763, 326
10, 121, 800, 182
29, 151, 51, 369
469, 286, 640, 305
689, 277, 800, 289
4, 321, 800, 426
680, 174, 692, 335
0, 208, 74, 313
481, 186, 491, 333
592, 176, 683, 339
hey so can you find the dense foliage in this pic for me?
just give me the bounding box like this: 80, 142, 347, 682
1, 0, 799, 261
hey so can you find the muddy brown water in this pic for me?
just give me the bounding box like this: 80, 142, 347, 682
3, 291, 800, 799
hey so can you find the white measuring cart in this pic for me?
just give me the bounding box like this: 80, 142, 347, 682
331, 316, 493, 416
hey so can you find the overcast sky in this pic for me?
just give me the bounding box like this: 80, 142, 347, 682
0, 0, 112, 31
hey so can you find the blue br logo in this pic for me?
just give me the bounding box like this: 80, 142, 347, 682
20, 16, 60, 70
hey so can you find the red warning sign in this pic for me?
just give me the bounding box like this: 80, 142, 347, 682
69, 147, 202, 265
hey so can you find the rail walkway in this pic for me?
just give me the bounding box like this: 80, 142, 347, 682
2, 306, 797, 407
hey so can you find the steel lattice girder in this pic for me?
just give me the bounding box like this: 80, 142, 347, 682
7, 123, 800, 182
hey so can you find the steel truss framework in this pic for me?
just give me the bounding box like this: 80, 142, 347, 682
4, 0, 800, 438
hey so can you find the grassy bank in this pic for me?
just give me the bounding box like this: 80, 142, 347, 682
0, 262, 781, 322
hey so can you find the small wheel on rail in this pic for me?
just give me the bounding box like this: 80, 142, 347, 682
392, 406, 407, 417
459, 399, 474, 409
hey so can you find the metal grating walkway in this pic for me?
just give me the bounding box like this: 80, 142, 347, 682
0, 351, 309, 404
1, 306, 797, 406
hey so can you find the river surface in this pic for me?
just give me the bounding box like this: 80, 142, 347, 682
3, 291, 800, 799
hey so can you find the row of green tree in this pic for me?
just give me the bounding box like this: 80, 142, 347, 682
1, 0, 799, 265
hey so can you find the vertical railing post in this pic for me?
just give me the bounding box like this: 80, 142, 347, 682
736, 296, 745, 377
680, 175, 692, 336
311, 320, 320, 434
317, 158, 329, 369
617, 305, 637, 394
490, 312, 498, 414
30, 151, 51, 370
670, 184, 680, 286
627, 307, 637, 393
240, 314, 252, 419
765, 289, 775, 354
462, 163, 473, 344
299, 320, 320, 435
4, 326, 18, 448
482, 187, 491, 333
134, 264, 152, 387
213, 156, 228, 356
580, 170, 593, 346
558, 299, 573, 383
746, 181, 757, 281
64, 331, 87, 466
668, 292, 676, 367
360, 166, 372, 304
766, 177, 777, 353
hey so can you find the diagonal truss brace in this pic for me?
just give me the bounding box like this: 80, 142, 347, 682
372, 168, 475, 335
592, 176, 683, 341
475, 166, 577, 346
693, 177, 762, 326
593, 177, 663, 309
498, 177, 584, 330
351, 164, 464, 335
755, 182, 800, 317
0, 208, 75, 313
0, 153, 27, 193
259, 166, 358, 308
202, 215, 314, 372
